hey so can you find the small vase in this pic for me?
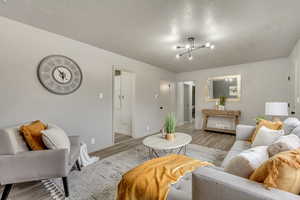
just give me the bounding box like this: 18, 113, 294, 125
165, 133, 175, 141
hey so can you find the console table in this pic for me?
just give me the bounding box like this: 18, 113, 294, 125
202, 109, 241, 134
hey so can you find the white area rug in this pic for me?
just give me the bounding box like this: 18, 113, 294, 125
3, 144, 227, 200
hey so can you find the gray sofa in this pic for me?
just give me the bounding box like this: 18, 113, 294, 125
0, 123, 81, 200
191, 124, 300, 200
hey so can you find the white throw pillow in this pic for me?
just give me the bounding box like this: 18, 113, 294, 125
224, 146, 269, 178
283, 118, 300, 135
251, 126, 284, 147
291, 125, 300, 138
42, 126, 70, 153
267, 134, 300, 157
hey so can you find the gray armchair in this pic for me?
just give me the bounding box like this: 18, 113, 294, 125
0, 124, 81, 200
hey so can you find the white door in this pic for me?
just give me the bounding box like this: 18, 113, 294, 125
159, 81, 175, 122
160, 81, 170, 118
114, 75, 122, 133
114, 71, 133, 135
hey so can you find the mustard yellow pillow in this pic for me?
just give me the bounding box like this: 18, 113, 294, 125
20, 120, 47, 150
250, 120, 283, 143
250, 149, 300, 194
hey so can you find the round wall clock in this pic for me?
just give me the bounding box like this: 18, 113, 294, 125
37, 55, 83, 95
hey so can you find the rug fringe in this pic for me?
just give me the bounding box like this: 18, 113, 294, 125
41, 180, 65, 200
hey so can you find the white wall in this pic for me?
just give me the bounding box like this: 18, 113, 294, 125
289, 39, 300, 118
176, 58, 291, 129
0, 17, 175, 152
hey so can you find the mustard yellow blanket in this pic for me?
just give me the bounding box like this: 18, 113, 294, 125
116, 154, 212, 200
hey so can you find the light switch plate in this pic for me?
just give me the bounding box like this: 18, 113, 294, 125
91, 138, 95, 144
99, 93, 103, 99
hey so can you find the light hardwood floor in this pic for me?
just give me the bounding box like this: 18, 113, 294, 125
114, 133, 132, 144
92, 123, 235, 159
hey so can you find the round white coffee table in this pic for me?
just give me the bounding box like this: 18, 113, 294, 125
143, 132, 192, 158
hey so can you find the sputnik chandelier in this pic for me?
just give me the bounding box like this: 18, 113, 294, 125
175, 37, 215, 60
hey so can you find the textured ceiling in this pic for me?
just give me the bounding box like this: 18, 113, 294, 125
0, 0, 300, 72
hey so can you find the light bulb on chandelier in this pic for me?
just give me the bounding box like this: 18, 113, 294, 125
205, 42, 211, 48
188, 54, 193, 60
176, 54, 180, 59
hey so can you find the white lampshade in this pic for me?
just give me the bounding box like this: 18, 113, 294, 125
265, 102, 288, 116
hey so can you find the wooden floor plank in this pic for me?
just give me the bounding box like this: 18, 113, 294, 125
114, 133, 132, 144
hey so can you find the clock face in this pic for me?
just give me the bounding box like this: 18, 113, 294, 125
37, 55, 82, 95
53, 66, 72, 84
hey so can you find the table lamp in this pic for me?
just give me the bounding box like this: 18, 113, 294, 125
265, 102, 288, 121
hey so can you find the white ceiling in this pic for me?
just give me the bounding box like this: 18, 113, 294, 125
0, 0, 300, 72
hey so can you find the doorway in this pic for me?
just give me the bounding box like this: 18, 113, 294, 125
177, 81, 195, 126
113, 69, 135, 144
184, 84, 190, 122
